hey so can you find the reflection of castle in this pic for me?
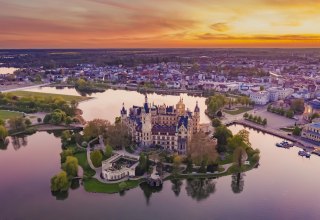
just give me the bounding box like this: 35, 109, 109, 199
120, 95, 200, 154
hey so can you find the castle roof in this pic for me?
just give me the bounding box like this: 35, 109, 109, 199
178, 116, 189, 129
152, 124, 176, 135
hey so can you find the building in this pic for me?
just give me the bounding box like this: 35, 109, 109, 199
301, 123, 320, 144
303, 99, 320, 120
268, 87, 294, 101
120, 95, 200, 154
249, 91, 270, 105
102, 154, 138, 181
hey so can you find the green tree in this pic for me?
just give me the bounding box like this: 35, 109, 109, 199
0, 125, 8, 142
90, 150, 103, 167
286, 110, 294, 118
119, 182, 128, 192
63, 156, 79, 177
292, 126, 301, 136
105, 144, 113, 159
60, 149, 73, 163
173, 155, 182, 176
50, 171, 69, 192
243, 112, 249, 118
214, 125, 233, 146
211, 118, 221, 127
8, 116, 26, 130
262, 118, 267, 126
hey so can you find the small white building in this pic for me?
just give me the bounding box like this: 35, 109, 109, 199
249, 91, 270, 105
102, 154, 138, 181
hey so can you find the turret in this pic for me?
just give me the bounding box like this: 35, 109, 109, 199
120, 102, 127, 120
193, 101, 200, 133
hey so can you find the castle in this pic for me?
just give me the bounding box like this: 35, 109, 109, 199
120, 95, 200, 154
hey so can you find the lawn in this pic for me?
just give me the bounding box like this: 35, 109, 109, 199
74, 151, 96, 177
7, 91, 90, 102
0, 110, 22, 120
223, 106, 252, 115
83, 178, 144, 193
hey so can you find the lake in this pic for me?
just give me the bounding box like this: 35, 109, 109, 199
1, 88, 320, 219
0, 67, 19, 75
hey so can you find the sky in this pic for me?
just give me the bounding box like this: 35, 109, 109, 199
1, 0, 320, 48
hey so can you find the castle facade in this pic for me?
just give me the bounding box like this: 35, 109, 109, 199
120, 95, 200, 154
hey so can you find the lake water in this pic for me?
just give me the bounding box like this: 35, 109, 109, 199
1, 88, 320, 219
0, 67, 19, 74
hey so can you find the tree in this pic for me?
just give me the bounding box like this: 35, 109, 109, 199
63, 156, 79, 177
243, 112, 249, 119
25, 118, 32, 127
260, 86, 264, 91
83, 119, 110, 140
213, 125, 233, 146
262, 118, 267, 126
8, 116, 26, 130
310, 113, 320, 121
50, 171, 69, 192
257, 116, 262, 124
60, 149, 73, 163
188, 131, 218, 165
37, 117, 42, 123
237, 129, 251, 148
0, 119, 4, 126
185, 156, 193, 173
172, 155, 182, 176
90, 150, 103, 167
291, 99, 304, 114
138, 153, 147, 172
211, 118, 221, 127
0, 125, 8, 142
105, 144, 113, 159
216, 110, 223, 118
119, 182, 128, 192
292, 126, 301, 136
199, 160, 207, 173
286, 110, 294, 118
233, 147, 247, 168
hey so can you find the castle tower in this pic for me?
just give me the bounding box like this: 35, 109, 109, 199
141, 95, 152, 147
193, 101, 200, 133
176, 97, 186, 116
120, 103, 127, 121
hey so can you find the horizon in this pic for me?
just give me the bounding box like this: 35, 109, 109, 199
1, 0, 320, 48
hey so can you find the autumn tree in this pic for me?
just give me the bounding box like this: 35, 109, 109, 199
188, 131, 218, 165
83, 119, 110, 140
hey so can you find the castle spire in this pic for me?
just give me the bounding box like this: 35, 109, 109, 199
195, 101, 200, 112
145, 94, 148, 103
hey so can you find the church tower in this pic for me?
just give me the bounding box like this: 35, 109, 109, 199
141, 94, 152, 147
193, 101, 200, 133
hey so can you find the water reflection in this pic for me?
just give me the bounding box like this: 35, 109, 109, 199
140, 182, 163, 205
231, 173, 245, 194
185, 178, 216, 201
0, 139, 9, 150
11, 135, 28, 150
51, 190, 69, 201
171, 179, 183, 197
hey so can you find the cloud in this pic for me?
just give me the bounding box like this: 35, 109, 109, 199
210, 23, 230, 32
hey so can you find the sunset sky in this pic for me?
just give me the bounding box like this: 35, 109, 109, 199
1, 0, 320, 48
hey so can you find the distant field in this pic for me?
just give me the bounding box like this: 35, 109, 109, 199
0, 110, 22, 120
8, 91, 90, 102
223, 106, 252, 115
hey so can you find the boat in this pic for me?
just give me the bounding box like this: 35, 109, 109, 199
298, 150, 311, 158
276, 141, 294, 148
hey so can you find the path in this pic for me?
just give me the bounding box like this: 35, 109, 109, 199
1, 83, 51, 92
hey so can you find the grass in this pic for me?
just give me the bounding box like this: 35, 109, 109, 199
73, 151, 96, 177
83, 178, 144, 193
0, 110, 22, 120
223, 106, 252, 115
7, 90, 90, 102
